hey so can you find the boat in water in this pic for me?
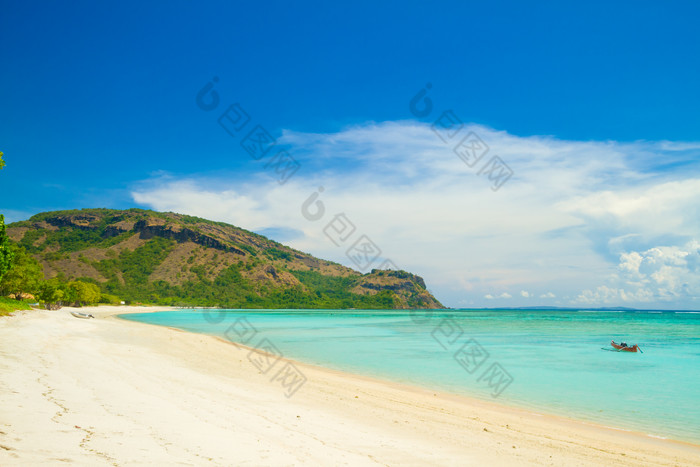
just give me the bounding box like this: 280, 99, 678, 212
609, 340, 642, 353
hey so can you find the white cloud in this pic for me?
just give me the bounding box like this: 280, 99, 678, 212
131, 120, 700, 309
520, 290, 530, 298
559, 180, 700, 261
131, 178, 289, 231
485, 292, 512, 300
576, 286, 654, 304
577, 240, 700, 305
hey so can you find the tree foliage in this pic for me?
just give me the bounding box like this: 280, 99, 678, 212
99, 293, 121, 305
67, 280, 101, 305
36, 279, 102, 306
0, 214, 14, 283
37, 278, 66, 304
0, 244, 43, 299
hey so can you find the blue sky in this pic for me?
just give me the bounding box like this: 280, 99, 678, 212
2, 1, 700, 309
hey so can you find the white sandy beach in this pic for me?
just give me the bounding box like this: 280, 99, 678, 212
1, 306, 699, 466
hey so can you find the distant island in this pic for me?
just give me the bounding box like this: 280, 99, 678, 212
5, 208, 443, 309
471, 306, 699, 312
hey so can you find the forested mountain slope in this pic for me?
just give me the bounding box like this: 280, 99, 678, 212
7, 209, 443, 309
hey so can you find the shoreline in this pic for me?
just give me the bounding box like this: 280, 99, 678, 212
114, 306, 698, 447
115, 306, 700, 447
1, 305, 699, 465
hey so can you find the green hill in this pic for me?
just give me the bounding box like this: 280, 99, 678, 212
6, 208, 443, 309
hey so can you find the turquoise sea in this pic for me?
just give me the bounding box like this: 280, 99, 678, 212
120, 309, 700, 444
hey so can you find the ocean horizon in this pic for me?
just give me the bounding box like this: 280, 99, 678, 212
121, 308, 700, 444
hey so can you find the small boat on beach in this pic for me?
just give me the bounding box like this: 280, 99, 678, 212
70, 311, 95, 319
609, 340, 642, 353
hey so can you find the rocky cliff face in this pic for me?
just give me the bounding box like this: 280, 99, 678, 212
7, 208, 443, 309
133, 218, 248, 254
352, 270, 439, 308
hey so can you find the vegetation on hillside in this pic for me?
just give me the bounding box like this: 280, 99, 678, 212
3, 208, 443, 310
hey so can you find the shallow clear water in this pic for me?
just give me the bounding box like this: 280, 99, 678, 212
120, 309, 700, 443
